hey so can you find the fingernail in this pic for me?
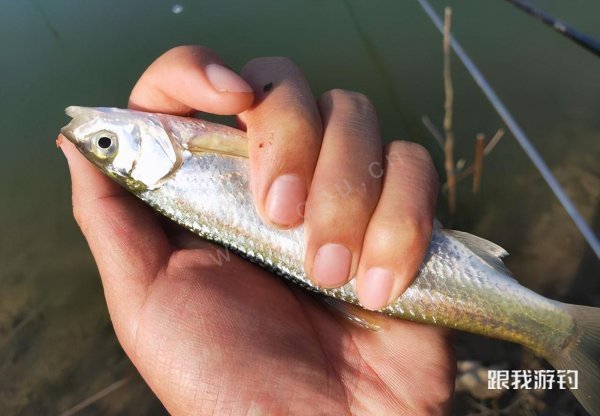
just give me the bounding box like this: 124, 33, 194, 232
359, 267, 395, 310
266, 174, 306, 227
205, 64, 253, 93
312, 244, 352, 287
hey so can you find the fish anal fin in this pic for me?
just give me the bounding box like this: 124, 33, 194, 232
320, 296, 387, 331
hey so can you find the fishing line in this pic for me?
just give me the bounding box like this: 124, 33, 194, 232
417, 0, 600, 259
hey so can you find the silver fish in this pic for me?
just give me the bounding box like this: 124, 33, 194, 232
61, 107, 600, 414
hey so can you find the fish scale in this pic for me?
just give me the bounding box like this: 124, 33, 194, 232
138, 141, 572, 357
61, 106, 600, 415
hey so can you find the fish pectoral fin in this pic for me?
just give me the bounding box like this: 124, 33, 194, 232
319, 296, 387, 332
187, 133, 249, 158
445, 230, 513, 277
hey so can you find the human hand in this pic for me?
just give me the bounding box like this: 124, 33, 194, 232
61, 45, 455, 415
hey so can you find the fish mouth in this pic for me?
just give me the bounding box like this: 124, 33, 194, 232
60, 124, 76, 144
60, 106, 89, 144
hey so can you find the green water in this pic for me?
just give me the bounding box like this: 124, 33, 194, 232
1, 1, 598, 414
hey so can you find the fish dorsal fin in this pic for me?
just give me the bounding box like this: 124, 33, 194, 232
445, 230, 513, 277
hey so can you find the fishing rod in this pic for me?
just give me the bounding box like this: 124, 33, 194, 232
416, 0, 600, 259
505, 0, 600, 58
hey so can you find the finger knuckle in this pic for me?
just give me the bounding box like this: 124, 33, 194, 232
369, 215, 431, 249
164, 44, 212, 59
320, 90, 379, 142
322, 89, 375, 115
306, 194, 369, 236
313, 173, 378, 208
385, 141, 435, 174
386, 140, 428, 159
163, 45, 190, 57
243, 56, 300, 72
274, 112, 320, 142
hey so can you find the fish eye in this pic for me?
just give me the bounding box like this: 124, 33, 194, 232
97, 136, 112, 149
90, 131, 118, 159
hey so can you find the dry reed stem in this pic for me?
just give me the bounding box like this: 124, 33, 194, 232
0, 307, 41, 350
484, 128, 505, 155
58, 374, 133, 416
441, 127, 505, 191
421, 115, 445, 148
473, 133, 485, 193
443, 7, 457, 214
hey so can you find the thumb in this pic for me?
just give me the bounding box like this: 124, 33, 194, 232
60, 137, 171, 348
129, 45, 254, 115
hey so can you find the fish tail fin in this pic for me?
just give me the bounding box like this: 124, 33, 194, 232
546, 304, 600, 416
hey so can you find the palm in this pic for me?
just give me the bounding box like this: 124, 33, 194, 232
124, 226, 455, 415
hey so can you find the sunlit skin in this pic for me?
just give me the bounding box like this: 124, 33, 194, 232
61, 45, 455, 415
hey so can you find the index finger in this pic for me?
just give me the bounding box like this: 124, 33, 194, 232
129, 45, 254, 115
